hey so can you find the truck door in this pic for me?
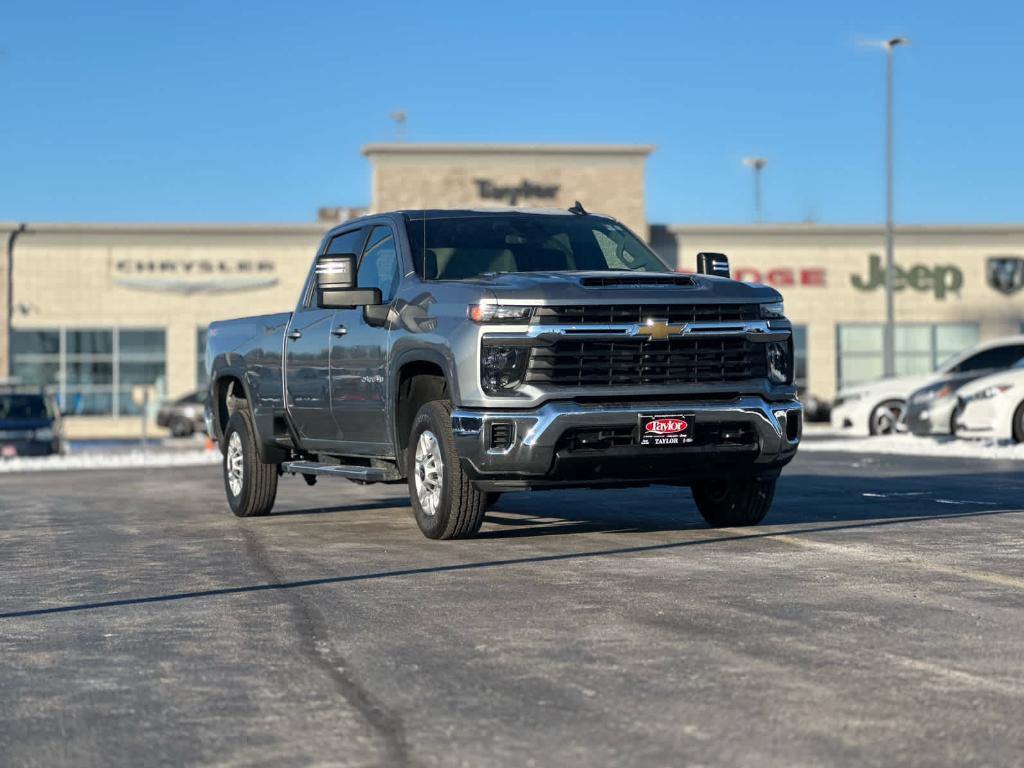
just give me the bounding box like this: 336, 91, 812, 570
329, 224, 399, 449
285, 227, 366, 445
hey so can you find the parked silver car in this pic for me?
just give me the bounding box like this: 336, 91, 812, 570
156, 391, 208, 437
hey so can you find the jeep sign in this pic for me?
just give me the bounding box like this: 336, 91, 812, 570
850, 253, 963, 300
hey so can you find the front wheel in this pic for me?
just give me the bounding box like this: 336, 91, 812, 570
1012, 401, 1024, 443
407, 400, 487, 539
223, 410, 278, 517
869, 399, 905, 435
691, 475, 777, 527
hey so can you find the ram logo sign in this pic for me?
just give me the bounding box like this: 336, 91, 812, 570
987, 256, 1024, 296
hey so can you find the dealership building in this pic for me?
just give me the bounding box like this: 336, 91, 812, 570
3, 143, 1024, 437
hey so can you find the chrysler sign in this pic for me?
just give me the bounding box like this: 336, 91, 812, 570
113, 258, 279, 294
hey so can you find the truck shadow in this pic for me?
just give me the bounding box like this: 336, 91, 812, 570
476, 469, 1024, 538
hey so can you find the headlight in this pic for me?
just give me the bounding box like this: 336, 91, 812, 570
481, 343, 531, 395
911, 384, 952, 406
760, 301, 785, 319
766, 340, 792, 384
33, 427, 55, 441
967, 384, 1012, 402
468, 304, 534, 323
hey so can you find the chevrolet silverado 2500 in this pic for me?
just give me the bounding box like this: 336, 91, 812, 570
205, 208, 801, 539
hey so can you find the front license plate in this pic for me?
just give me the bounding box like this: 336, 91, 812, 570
638, 414, 694, 447
1, 444, 16, 458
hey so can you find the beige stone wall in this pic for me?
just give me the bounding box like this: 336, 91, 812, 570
365, 145, 652, 236
670, 225, 1024, 399
9, 218, 1024, 436
9, 225, 326, 436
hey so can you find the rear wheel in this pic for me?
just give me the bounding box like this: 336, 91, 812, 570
407, 400, 487, 539
223, 409, 278, 517
869, 399, 905, 435
691, 474, 776, 527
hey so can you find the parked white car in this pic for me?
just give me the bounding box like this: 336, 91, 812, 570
831, 335, 1024, 435
954, 364, 1024, 442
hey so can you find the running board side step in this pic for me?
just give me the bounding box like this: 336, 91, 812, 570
280, 461, 392, 483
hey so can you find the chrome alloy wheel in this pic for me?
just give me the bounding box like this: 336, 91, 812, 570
414, 430, 443, 516
871, 402, 906, 435
227, 431, 244, 496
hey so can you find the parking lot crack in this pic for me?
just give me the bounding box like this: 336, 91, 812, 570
239, 527, 411, 768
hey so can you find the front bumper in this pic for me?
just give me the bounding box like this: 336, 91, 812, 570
451, 397, 802, 490
0, 439, 59, 458
905, 398, 957, 436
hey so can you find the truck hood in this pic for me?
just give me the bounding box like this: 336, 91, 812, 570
466, 271, 781, 305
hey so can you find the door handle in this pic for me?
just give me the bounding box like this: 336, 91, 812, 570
287, 330, 302, 341
331, 325, 348, 338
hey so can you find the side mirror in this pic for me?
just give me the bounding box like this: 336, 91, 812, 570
696, 252, 730, 279
316, 253, 382, 308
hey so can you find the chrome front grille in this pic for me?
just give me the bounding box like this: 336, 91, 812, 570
524, 337, 767, 388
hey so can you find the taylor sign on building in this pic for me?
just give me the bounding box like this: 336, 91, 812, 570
363, 143, 652, 235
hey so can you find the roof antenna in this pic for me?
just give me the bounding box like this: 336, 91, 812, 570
568, 200, 588, 216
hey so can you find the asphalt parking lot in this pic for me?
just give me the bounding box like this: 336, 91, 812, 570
2, 451, 1023, 767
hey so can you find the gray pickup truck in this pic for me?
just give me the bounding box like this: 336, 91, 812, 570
206, 207, 801, 539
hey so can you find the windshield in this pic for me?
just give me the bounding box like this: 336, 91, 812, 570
0, 394, 50, 420
405, 213, 668, 280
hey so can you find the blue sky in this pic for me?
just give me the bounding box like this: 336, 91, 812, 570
1, 1, 1021, 225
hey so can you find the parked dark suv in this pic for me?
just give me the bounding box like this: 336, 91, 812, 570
0, 386, 64, 457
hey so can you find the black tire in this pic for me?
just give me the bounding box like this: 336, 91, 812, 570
169, 417, 194, 438
1012, 402, 1024, 444
223, 409, 278, 517
691, 474, 776, 527
407, 400, 486, 539
869, 399, 906, 435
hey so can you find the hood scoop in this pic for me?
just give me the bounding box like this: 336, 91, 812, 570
579, 275, 697, 288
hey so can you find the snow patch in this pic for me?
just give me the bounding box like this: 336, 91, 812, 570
0, 449, 221, 473
802, 434, 1024, 461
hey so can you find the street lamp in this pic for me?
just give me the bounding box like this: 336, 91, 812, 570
742, 156, 768, 223
864, 36, 910, 378
389, 111, 407, 141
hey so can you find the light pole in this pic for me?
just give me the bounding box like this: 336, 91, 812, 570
389, 111, 407, 141
742, 157, 767, 223
866, 36, 910, 377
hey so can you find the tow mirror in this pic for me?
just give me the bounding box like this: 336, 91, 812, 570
316, 253, 382, 308
696, 252, 730, 279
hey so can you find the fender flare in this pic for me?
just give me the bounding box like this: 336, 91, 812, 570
389, 348, 459, 449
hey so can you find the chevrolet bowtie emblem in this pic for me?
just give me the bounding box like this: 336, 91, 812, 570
634, 318, 686, 341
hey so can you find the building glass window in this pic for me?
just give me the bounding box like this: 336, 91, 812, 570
9, 328, 166, 417
837, 323, 979, 388
792, 325, 808, 390
9, 330, 61, 387
197, 328, 209, 389
118, 330, 166, 415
